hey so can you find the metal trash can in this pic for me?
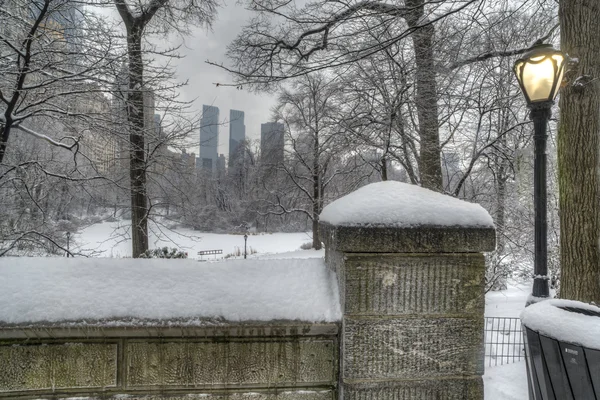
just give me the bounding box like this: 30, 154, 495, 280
521, 299, 600, 400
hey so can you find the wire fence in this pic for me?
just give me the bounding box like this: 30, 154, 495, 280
484, 317, 525, 366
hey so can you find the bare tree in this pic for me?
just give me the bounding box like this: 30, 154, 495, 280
210, 0, 496, 190
334, 39, 419, 183
0, 0, 125, 255
108, 0, 217, 257
0, 0, 118, 164
267, 74, 363, 249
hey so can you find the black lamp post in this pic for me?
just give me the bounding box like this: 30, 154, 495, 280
66, 231, 71, 258
513, 42, 565, 301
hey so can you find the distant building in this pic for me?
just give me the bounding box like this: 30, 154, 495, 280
73, 83, 116, 174
153, 114, 163, 141
143, 90, 156, 143
181, 149, 196, 170
217, 154, 227, 178
200, 105, 219, 172
228, 110, 246, 170
260, 122, 285, 166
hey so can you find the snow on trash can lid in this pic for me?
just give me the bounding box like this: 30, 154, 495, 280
521, 299, 600, 349
319, 181, 494, 228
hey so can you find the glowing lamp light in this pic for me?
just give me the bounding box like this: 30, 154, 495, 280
514, 43, 565, 106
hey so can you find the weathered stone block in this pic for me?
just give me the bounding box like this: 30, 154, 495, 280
342, 254, 485, 316
0, 323, 339, 340
0, 342, 117, 392
30, 390, 336, 400
343, 317, 484, 379
321, 224, 495, 254
126, 339, 336, 387
343, 378, 483, 400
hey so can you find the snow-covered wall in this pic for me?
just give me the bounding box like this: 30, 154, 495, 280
321, 181, 494, 400
0, 257, 341, 325
0, 182, 495, 400
320, 182, 496, 253
320, 181, 494, 229
0, 257, 340, 399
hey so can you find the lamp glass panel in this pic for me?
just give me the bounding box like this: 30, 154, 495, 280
550, 54, 565, 100
515, 60, 525, 82
521, 56, 556, 102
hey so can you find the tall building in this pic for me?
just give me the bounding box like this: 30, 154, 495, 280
217, 154, 227, 178
200, 105, 219, 172
181, 149, 196, 170
228, 110, 246, 169
261, 122, 285, 165
154, 114, 163, 141
72, 83, 116, 174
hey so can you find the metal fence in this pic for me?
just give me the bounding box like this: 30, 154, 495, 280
484, 317, 525, 366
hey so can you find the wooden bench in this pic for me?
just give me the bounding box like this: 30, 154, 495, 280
197, 249, 223, 260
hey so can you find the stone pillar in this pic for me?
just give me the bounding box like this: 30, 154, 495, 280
320, 182, 495, 400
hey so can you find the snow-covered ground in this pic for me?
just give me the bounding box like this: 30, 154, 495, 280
73, 220, 317, 259
484, 361, 529, 400
484, 282, 529, 400
485, 283, 531, 318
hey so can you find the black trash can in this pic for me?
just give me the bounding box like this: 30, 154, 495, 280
521, 299, 600, 400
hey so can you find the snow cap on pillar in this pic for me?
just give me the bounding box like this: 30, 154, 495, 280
319, 181, 495, 253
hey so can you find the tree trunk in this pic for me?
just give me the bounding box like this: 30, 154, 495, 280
496, 108, 510, 255
558, 0, 600, 303
0, 125, 11, 165
312, 122, 322, 250
127, 26, 149, 258
496, 166, 506, 255
381, 155, 388, 181
405, 0, 443, 191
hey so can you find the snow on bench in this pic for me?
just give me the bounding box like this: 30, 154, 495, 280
0, 257, 341, 326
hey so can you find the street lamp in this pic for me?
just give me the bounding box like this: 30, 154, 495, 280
513, 42, 565, 301
66, 231, 71, 258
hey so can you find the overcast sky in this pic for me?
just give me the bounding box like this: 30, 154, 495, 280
99, 1, 276, 158
174, 2, 276, 157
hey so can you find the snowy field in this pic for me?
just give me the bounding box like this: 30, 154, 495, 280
73, 220, 318, 259
51, 221, 532, 398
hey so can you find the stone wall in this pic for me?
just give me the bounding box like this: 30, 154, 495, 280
0, 324, 338, 400
0, 182, 495, 400
321, 223, 495, 400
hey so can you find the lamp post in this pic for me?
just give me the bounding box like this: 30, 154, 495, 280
244, 234, 248, 259
66, 231, 71, 257
513, 42, 565, 302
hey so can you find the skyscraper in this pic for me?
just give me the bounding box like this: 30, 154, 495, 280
228, 110, 246, 169
261, 122, 285, 165
217, 154, 227, 178
153, 114, 163, 141
200, 105, 219, 172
